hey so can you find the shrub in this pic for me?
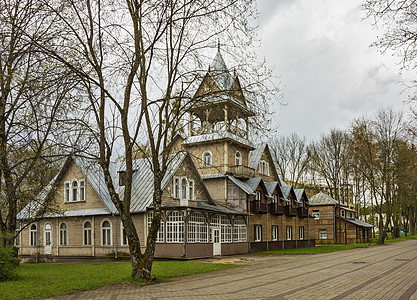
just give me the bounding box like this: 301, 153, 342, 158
0, 247, 20, 281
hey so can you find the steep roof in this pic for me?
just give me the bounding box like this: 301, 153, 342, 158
249, 143, 267, 170
294, 189, 308, 204
209, 50, 234, 91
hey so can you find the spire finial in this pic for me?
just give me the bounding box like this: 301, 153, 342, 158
218, 40, 220, 52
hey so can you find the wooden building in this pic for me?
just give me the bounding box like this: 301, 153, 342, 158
309, 192, 373, 244
16, 49, 314, 260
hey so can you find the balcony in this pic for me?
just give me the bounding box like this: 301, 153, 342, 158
285, 206, 297, 216
250, 200, 267, 213
269, 203, 285, 215
297, 207, 309, 218
227, 165, 255, 179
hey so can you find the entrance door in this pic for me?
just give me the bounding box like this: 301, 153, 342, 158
44, 223, 52, 255
212, 228, 221, 256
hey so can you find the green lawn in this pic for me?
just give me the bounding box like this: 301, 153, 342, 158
0, 261, 240, 300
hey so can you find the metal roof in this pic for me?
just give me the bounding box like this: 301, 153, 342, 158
294, 189, 306, 203
245, 177, 262, 192
197, 201, 246, 215
227, 175, 255, 195
209, 50, 234, 91
344, 218, 374, 228
309, 192, 338, 206
264, 181, 278, 195
183, 131, 254, 149
248, 143, 266, 170
44, 208, 111, 218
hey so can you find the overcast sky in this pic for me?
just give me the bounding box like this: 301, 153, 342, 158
255, 0, 412, 141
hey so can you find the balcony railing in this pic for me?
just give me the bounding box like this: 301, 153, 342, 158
269, 203, 285, 215
297, 207, 309, 218
227, 165, 255, 179
250, 200, 267, 213
285, 205, 297, 216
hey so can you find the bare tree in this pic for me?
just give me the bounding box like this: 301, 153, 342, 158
270, 133, 311, 186
0, 0, 77, 248
33, 0, 275, 281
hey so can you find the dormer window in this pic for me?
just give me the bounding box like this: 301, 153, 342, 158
255, 191, 261, 201
259, 160, 269, 176
235, 151, 242, 166
202, 150, 212, 166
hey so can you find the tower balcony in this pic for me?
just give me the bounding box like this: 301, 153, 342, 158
227, 165, 255, 179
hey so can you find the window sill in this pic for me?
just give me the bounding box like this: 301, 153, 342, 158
64, 200, 87, 203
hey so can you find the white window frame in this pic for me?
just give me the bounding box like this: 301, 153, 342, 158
101, 219, 112, 246
235, 151, 242, 166
121, 222, 128, 246
173, 177, 180, 199
59, 222, 68, 246
320, 229, 327, 240
221, 216, 232, 243
147, 212, 164, 243
79, 179, 85, 201
255, 191, 261, 201
72, 180, 78, 202
166, 211, 184, 243
233, 217, 247, 242
180, 177, 188, 206
272, 225, 278, 241
299, 226, 304, 240
312, 210, 320, 220
210, 214, 221, 242
254, 225, 262, 242
189, 180, 194, 201
347, 212, 351, 218
341, 210, 345, 218
29, 223, 37, 246
286, 226, 292, 240
64, 181, 70, 202
202, 150, 213, 167
259, 160, 269, 176
187, 212, 208, 243
83, 221, 92, 246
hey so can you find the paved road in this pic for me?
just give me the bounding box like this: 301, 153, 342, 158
55, 239, 417, 299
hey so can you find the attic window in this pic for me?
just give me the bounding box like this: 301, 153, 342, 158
259, 160, 269, 176
119, 171, 126, 186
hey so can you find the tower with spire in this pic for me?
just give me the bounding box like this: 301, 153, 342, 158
183, 47, 255, 178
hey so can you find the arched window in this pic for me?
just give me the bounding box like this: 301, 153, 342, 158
101, 220, 112, 245
181, 178, 188, 200
60, 223, 68, 246
30, 224, 37, 246
259, 160, 269, 176
166, 211, 184, 243
83, 221, 92, 246
202, 150, 212, 166
72, 180, 78, 201
235, 151, 242, 166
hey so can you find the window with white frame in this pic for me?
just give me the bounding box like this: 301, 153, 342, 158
299, 226, 304, 240
64, 182, 70, 202
101, 220, 112, 245
273, 195, 278, 204
174, 177, 180, 198
80, 180, 85, 201
187, 212, 208, 243
15, 223, 20, 246
320, 229, 327, 239
312, 210, 320, 220
72, 180, 78, 201
65, 179, 86, 202
83, 221, 92, 246
202, 150, 212, 166
347, 211, 351, 218
121, 222, 128, 246
166, 211, 184, 242
233, 217, 247, 242
272, 225, 278, 241
221, 216, 232, 243
286, 226, 292, 240
147, 212, 164, 243
341, 210, 345, 218
60, 223, 68, 246
30, 224, 37, 246
235, 151, 242, 166
259, 160, 269, 176
210, 214, 221, 242
254, 225, 262, 242
255, 191, 261, 201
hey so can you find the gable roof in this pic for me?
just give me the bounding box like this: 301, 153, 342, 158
309, 192, 339, 206
294, 189, 308, 204
209, 50, 234, 91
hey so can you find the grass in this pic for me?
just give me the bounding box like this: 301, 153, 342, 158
0, 261, 240, 300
